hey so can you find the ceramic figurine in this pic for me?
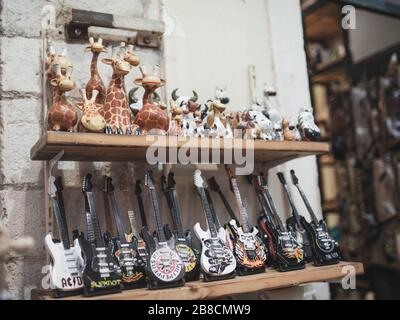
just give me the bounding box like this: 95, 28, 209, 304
128, 87, 161, 117
238, 112, 257, 139
263, 85, 277, 110
221, 113, 233, 139
76, 89, 106, 132
171, 89, 200, 137
122, 43, 140, 67
85, 37, 107, 105
282, 118, 297, 141
215, 86, 230, 105
47, 64, 78, 132
101, 46, 136, 135
134, 65, 169, 135
168, 102, 184, 136
194, 117, 205, 137
297, 108, 321, 141
247, 110, 274, 140
206, 100, 228, 138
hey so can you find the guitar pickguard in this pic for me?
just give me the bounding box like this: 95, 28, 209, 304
202, 238, 235, 275
149, 247, 184, 283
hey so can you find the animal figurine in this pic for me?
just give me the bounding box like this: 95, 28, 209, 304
206, 100, 228, 138
76, 89, 106, 132
171, 89, 200, 137
128, 87, 161, 118
85, 37, 108, 105
122, 43, 140, 67
47, 64, 78, 132
134, 65, 169, 135
221, 114, 233, 139
215, 86, 230, 105
238, 112, 257, 140
168, 102, 184, 136
102, 46, 137, 135
0, 224, 33, 298
194, 117, 205, 137
282, 118, 296, 141
297, 108, 321, 141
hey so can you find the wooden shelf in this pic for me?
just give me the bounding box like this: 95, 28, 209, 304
31, 261, 363, 300
30, 132, 330, 165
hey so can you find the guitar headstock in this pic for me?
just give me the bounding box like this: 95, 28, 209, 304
135, 179, 142, 195
47, 176, 57, 197
167, 172, 176, 189
277, 172, 287, 186
161, 175, 167, 193
193, 169, 205, 189
252, 174, 262, 191
145, 171, 156, 190
82, 174, 93, 193
290, 170, 299, 185
224, 165, 235, 192
54, 176, 64, 192
207, 176, 221, 192
104, 176, 114, 194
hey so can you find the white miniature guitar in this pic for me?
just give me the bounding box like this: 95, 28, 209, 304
45, 176, 84, 295
193, 170, 236, 278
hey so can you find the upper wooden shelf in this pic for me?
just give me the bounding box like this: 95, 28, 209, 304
31, 261, 363, 300
30, 132, 330, 165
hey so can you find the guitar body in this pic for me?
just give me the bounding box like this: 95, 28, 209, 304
287, 215, 313, 262
175, 238, 200, 281
146, 236, 185, 290
112, 237, 147, 289
78, 234, 122, 296
302, 220, 341, 266
227, 220, 266, 275
194, 223, 236, 281
45, 234, 84, 297
257, 217, 276, 265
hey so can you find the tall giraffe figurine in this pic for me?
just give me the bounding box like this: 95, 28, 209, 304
134, 65, 169, 135
85, 37, 107, 105
102, 47, 137, 134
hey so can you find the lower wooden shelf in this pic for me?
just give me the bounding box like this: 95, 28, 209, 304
31, 261, 363, 300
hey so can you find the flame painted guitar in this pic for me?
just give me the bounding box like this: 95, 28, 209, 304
290, 170, 341, 266
224, 166, 267, 275
253, 174, 305, 271
161, 173, 200, 281
79, 174, 122, 296
143, 171, 185, 290
104, 177, 147, 289
193, 170, 236, 282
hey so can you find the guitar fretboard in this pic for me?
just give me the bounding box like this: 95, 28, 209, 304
51, 197, 71, 250
198, 187, 218, 238
86, 192, 105, 247
149, 189, 166, 243
294, 184, 319, 225
230, 178, 250, 233
109, 192, 127, 244
261, 183, 286, 232
169, 189, 185, 239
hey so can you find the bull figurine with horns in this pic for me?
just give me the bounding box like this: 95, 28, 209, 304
171, 89, 200, 137
133, 65, 169, 135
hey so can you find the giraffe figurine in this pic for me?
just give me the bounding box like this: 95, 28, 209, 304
85, 37, 107, 105
121, 43, 140, 67
134, 65, 169, 135
77, 89, 106, 132
101, 47, 136, 135
47, 64, 78, 132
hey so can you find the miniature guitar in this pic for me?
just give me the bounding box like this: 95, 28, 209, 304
193, 169, 236, 281
44, 176, 84, 297
277, 172, 313, 262
79, 174, 122, 296
135, 179, 148, 229
254, 174, 305, 271
143, 171, 185, 290
161, 173, 200, 282
105, 177, 147, 289
290, 170, 341, 265
126, 209, 148, 263
225, 166, 266, 275
208, 176, 237, 221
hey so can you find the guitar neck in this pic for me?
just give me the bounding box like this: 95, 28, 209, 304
51, 197, 71, 250
85, 210, 95, 243
294, 184, 319, 225
198, 187, 218, 238
204, 188, 221, 230
169, 189, 185, 239
54, 177, 70, 240
127, 210, 140, 238
102, 189, 114, 234
108, 192, 127, 244
254, 189, 276, 228
261, 184, 286, 232
230, 178, 250, 232
86, 192, 105, 247
149, 189, 166, 243
281, 184, 304, 231
136, 194, 148, 228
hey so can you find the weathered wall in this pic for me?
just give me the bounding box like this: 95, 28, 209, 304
0, 0, 162, 299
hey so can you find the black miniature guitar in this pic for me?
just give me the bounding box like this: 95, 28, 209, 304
253, 174, 305, 271
224, 166, 267, 275
79, 174, 122, 296
208, 176, 237, 221
105, 177, 147, 289
290, 170, 341, 265
135, 179, 148, 229
142, 171, 185, 290
161, 173, 200, 282
277, 172, 313, 262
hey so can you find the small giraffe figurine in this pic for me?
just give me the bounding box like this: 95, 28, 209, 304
47, 64, 78, 132
121, 43, 140, 67
102, 47, 137, 135
77, 89, 106, 132
134, 65, 169, 135
85, 37, 107, 105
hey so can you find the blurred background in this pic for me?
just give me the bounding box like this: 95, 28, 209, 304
301, 0, 400, 300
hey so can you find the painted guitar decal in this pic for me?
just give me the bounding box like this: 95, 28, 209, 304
143, 171, 185, 289
193, 170, 236, 280
225, 166, 266, 274
45, 176, 84, 297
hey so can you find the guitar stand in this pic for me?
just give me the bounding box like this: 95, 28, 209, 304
121, 279, 147, 290
83, 284, 122, 297
147, 278, 185, 290
237, 265, 265, 276
52, 288, 83, 298
274, 260, 305, 273
202, 271, 236, 282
